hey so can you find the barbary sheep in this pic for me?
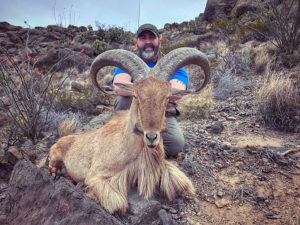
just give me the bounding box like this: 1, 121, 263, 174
49, 47, 210, 214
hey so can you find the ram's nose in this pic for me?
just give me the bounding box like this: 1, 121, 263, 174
144, 132, 160, 148
146, 133, 157, 143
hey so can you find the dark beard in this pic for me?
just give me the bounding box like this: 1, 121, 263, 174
137, 44, 159, 61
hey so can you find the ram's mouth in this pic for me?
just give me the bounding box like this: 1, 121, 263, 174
147, 144, 156, 148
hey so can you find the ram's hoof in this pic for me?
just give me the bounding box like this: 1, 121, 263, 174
51, 173, 60, 180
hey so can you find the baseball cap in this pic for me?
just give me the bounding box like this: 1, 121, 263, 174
136, 24, 160, 38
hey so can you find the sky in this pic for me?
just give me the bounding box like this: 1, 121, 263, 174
0, 0, 207, 32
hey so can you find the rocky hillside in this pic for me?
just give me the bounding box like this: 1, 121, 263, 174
0, 0, 300, 224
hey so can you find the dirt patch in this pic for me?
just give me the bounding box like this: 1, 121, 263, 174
234, 134, 283, 148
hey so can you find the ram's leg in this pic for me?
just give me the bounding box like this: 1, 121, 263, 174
85, 175, 128, 214
48, 146, 64, 180
160, 160, 195, 200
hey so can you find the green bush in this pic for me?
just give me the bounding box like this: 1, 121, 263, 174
95, 22, 134, 44
91, 39, 108, 55
211, 18, 236, 34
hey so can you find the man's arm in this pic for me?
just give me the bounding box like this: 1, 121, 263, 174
114, 75, 186, 96
113, 73, 133, 96
169, 79, 186, 90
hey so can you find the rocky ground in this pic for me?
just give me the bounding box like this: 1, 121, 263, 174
0, 0, 299, 222
0, 60, 299, 225
175, 73, 300, 225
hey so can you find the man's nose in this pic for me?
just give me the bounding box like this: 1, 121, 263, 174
144, 38, 151, 43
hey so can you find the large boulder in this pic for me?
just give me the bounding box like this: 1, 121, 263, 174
0, 22, 22, 32
230, 0, 260, 17
3, 160, 123, 225
204, 0, 237, 22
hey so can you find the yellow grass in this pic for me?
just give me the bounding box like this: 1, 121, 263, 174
178, 84, 214, 119
255, 74, 300, 132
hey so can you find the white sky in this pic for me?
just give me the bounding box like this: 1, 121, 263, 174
0, 0, 207, 32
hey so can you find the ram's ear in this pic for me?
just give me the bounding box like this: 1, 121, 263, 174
114, 82, 134, 93
170, 88, 190, 101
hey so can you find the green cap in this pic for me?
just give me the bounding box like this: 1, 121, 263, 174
136, 24, 160, 38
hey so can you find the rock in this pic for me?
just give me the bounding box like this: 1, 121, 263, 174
226, 116, 237, 121
216, 190, 225, 198
7, 147, 23, 165
0, 22, 22, 32
95, 105, 111, 114
168, 208, 178, 214
6, 31, 22, 43
46, 25, 68, 34
125, 188, 162, 225
4, 160, 123, 225
81, 112, 112, 131
0, 159, 14, 182
158, 209, 177, 225
210, 121, 224, 134
231, 0, 259, 17
214, 197, 231, 208
0, 112, 8, 127
71, 81, 84, 92
221, 142, 232, 150
204, 0, 233, 22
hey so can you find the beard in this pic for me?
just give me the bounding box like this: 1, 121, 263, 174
137, 44, 160, 61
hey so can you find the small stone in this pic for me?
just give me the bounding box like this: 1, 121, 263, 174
221, 142, 232, 150
71, 81, 84, 92
169, 208, 178, 214
172, 214, 181, 220
214, 197, 231, 208
8, 146, 23, 164
226, 116, 237, 121
210, 121, 224, 134
217, 190, 225, 198
158, 209, 176, 225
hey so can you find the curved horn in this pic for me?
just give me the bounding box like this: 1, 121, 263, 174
90, 49, 150, 92
152, 47, 211, 92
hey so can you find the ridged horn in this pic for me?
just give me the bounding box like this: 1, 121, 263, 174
90, 49, 150, 92
152, 47, 211, 92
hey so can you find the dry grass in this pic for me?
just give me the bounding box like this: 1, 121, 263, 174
255, 74, 300, 132
58, 117, 78, 137
254, 48, 270, 74
178, 85, 214, 119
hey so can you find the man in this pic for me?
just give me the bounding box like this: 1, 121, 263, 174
113, 23, 188, 157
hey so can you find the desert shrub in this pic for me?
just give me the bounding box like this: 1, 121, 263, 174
271, 52, 299, 69
213, 72, 244, 100
237, 17, 268, 43
41, 110, 84, 136
177, 85, 214, 119
255, 74, 300, 132
52, 89, 73, 111
105, 26, 125, 43
95, 22, 135, 45
212, 49, 252, 100
211, 18, 237, 34
0, 46, 75, 143
91, 39, 108, 55
64, 39, 73, 46
247, 0, 300, 55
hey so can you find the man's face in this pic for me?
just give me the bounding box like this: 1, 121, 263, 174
136, 31, 161, 62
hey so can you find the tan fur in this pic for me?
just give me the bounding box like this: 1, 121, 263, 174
49, 76, 195, 214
